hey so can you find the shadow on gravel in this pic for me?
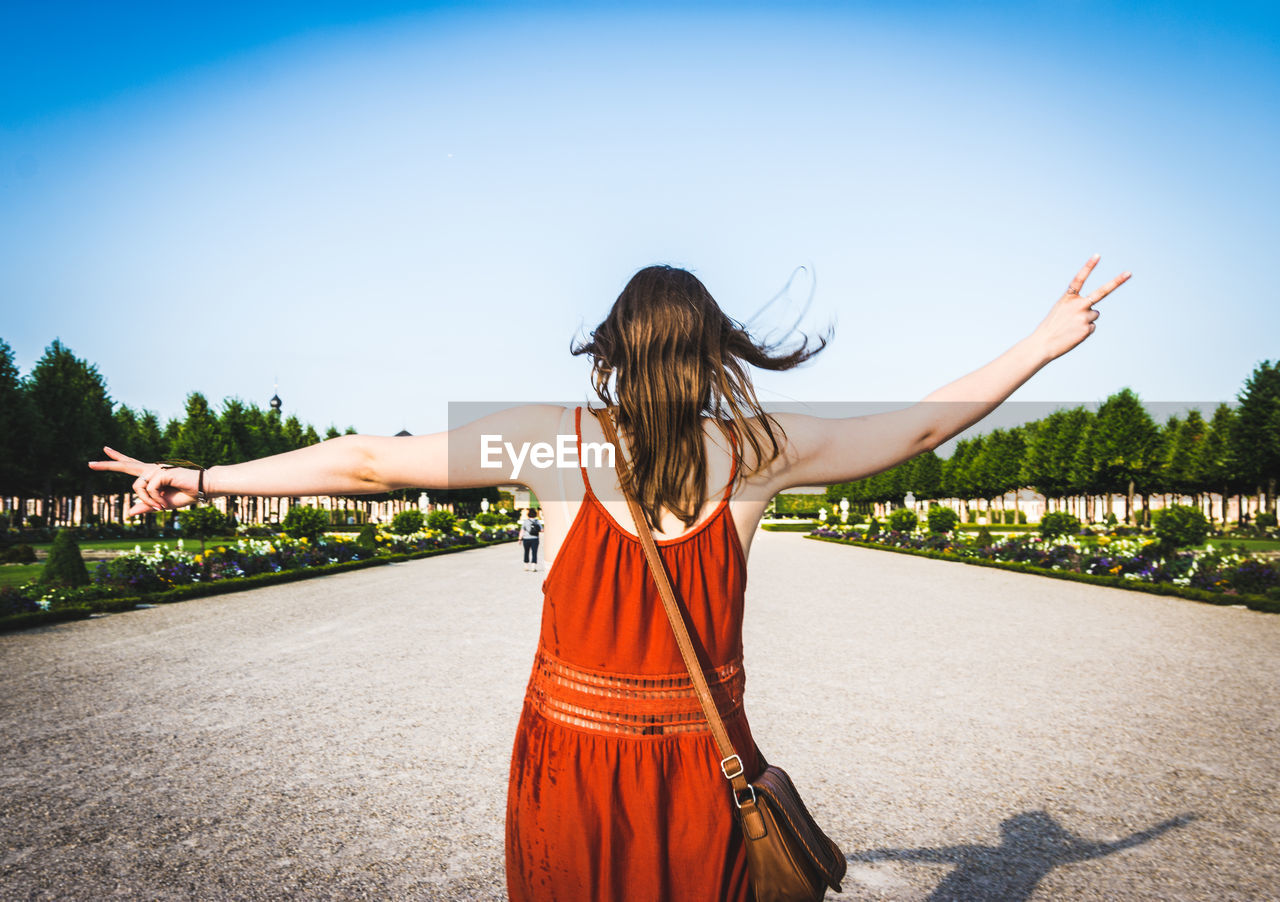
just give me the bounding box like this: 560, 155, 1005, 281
847, 809, 1197, 901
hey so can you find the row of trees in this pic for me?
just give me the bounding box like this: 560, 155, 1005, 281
3, 338, 1276, 529
0, 338, 495, 529
0, 338, 359, 527
827, 361, 1280, 525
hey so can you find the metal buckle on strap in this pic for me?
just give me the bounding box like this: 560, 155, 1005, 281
733, 784, 757, 809
720, 754, 744, 780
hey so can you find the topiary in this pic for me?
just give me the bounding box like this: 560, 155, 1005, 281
282, 505, 330, 542
356, 522, 378, 553
390, 509, 426, 535
475, 511, 508, 527
866, 517, 881, 536
887, 508, 918, 533
973, 526, 995, 548
1039, 511, 1081, 540
1153, 504, 1210, 552
927, 504, 960, 535
39, 528, 90, 588
426, 510, 458, 533
1256, 512, 1277, 530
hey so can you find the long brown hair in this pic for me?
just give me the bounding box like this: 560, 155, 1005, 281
571, 265, 829, 530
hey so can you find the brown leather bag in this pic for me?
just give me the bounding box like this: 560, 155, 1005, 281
596, 408, 846, 902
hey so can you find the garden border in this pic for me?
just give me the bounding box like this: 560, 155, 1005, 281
804, 534, 1280, 615
0, 537, 517, 634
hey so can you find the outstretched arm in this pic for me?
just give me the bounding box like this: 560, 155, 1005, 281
89, 404, 566, 518
762, 256, 1130, 492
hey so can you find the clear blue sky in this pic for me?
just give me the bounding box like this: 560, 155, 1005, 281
2, 1, 1277, 439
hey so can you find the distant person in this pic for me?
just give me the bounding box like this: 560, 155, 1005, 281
90, 259, 1128, 901
518, 507, 542, 572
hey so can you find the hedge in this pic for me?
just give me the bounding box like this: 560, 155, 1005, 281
0, 537, 517, 633
805, 534, 1280, 615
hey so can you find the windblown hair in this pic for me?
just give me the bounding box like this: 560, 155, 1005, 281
571, 265, 829, 531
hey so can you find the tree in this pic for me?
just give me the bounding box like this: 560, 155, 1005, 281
218, 398, 259, 464
1080, 389, 1160, 524
1022, 407, 1090, 516
908, 450, 944, 503
1234, 360, 1280, 516
39, 528, 90, 587
943, 437, 983, 520
25, 339, 115, 525
0, 339, 36, 504
983, 427, 1026, 515
169, 392, 226, 466
1196, 403, 1240, 525
1163, 410, 1208, 507
180, 505, 228, 561
282, 415, 306, 450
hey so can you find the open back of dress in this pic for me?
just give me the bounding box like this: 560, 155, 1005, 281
505, 405, 760, 901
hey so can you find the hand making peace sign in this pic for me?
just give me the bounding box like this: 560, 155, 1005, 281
1032, 254, 1132, 362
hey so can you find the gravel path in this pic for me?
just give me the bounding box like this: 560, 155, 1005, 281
1, 531, 1277, 900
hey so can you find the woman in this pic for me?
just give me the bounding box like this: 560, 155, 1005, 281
89, 257, 1129, 900
518, 507, 542, 571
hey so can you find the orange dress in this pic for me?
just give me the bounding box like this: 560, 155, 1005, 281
505, 406, 761, 902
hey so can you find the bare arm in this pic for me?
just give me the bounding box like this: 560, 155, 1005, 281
89, 404, 567, 518
760, 256, 1131, 493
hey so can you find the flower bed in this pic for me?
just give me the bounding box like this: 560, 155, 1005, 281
0, 521, 518, 630
809, 525, 1280, 613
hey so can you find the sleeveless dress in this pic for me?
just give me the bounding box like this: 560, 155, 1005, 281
505, 406, 761, 902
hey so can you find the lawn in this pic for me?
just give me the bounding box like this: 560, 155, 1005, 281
28, 536, 243, 554
0, 564, 43, 589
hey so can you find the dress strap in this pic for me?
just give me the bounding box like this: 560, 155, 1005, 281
574, 406, 596, 498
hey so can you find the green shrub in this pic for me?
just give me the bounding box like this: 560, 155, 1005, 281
927, 504, 960, 534
1256, 512, 1278, 530
845, 512, 865, 526
1039, 511, 1081, 540
866, 517, 881, 536
356, 523, 378, 553
282, 505, 330, 542
26, 514, 45, 529
390, 509, 426, 535
888, 508, 918, 533
1018, 510, 1027, 524
1266, 586, 1280, 601
475, 511, 508, 526
427, 510, 457, 532
39, 529, 89, 588
1153, 504, 1210, 551
1104, 512, 1118, 527
1, 544, 36, 564
973, 526, 995, 548
180, 505, 227, 540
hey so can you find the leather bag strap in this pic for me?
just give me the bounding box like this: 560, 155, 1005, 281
594, 407, 753, 801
